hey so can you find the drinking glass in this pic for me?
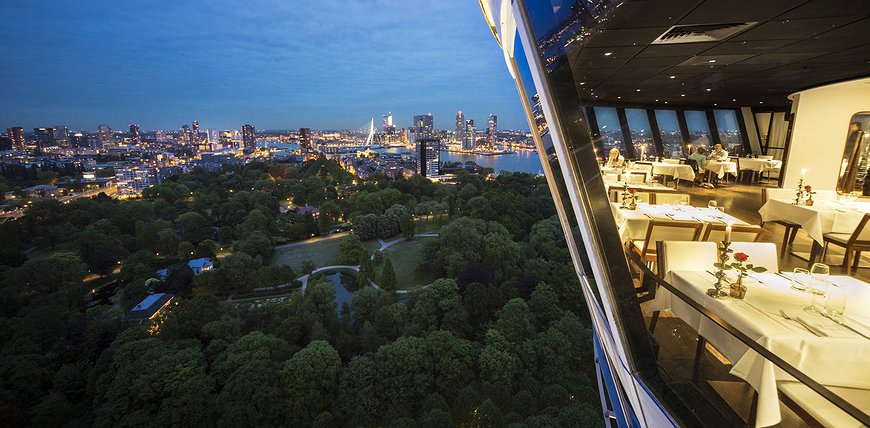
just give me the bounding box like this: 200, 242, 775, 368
717, 206, 726, 213
790, 268, 809, 291
824, 282, 848, 322
680, 195, 689, 206
808, 263, 831, 313
708, 200, 718, 209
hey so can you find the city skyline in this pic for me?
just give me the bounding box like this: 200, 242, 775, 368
0, 0, 525, 131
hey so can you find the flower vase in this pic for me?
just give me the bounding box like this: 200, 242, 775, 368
806, 197, 814, 206
729, 277, 747, 299
628, 200, 637, 210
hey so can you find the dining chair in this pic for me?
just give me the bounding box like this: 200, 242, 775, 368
635, 161, 659, 183
726, 242, 779, 272
762, 188, 801, 256
653, 193, 690, 205
702, 224, 763, 242
629, 220, 704, 268
622, 171, 648, 183
609, 188, 652, 204
648, 241, 718, 333
815, 213, 870, 275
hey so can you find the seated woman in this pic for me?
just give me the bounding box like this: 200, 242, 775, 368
605, 147, 625, 168
687, 146, 708, 169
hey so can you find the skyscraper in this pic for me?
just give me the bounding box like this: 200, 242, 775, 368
382, 113, 393, 131
129, 124, 141, 144
413, 114, 434, 141
7, 127, 25, 151
416, 138, 440, 178
191, 120, 200, 142
487, 114, 497, 147
53, 126, 69, 146
241, 124, 256, 149
463, 120, 476, 151
70, 132, 89, 148
98, 125, 113, 148
299, 128, 311, 152
455, 111, 465, 142
34, 127, 56, 149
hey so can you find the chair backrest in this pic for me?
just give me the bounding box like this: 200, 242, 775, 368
702, 224, 763, 242
685, 158, 700, 173
763, 187, 795, 203
653, 193, 690, 205
609, 188, 652, 204
623, 171, 648, 183
656, 241, 718, 276
759, 155, 774, 160
849, 213, 870, 243
641, 220, 703, 254
727, 242, 779, 272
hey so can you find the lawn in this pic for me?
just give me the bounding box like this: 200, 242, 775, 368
373, 236, 438, 290
270, 234, 378, 271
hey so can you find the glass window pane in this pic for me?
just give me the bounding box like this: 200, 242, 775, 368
684, 110, 712, 149
625, 109, 653, 159
654, 110, 682, 158
714, 109, 744, 156
594, 107, 625, 156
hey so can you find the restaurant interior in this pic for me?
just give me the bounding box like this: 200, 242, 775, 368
481, 0, 870, 426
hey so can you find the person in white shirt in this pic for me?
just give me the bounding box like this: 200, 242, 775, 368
605, 147, 625, 168
707, 143, 729, 161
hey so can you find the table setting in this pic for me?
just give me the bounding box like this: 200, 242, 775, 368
612, 202, 747, 241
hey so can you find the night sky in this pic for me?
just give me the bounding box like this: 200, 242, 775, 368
0, 0, 524, 132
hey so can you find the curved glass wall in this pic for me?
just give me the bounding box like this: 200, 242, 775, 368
655, 110, 683, 159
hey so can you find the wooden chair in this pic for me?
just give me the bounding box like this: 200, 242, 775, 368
653, 193, 690, 205
650, 241, 718, 333
727, 242, 780, 272
629, 220, 703, 267
762, 188, 801, 256
702, 224, 763, 242
812, 213, 870, 275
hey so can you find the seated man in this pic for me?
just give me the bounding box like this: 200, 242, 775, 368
707, 143, 729, 161
687, 147, 708, 170
604, 147, 625, 168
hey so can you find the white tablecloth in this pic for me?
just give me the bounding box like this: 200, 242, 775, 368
651, 271, 870, 427
612, 203, 748, 241
651, 162, 696, 181
739, 158, 782, 173
758, 198, 870, 243
705, 161, 738, 179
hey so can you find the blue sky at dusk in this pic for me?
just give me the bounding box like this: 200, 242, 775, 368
0, 0, 524, 132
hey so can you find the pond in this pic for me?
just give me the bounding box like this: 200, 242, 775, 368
317, 270, 360, 312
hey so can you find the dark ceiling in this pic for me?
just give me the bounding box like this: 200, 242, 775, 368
568, 0, 870, 108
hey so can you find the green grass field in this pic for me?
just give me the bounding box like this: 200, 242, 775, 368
373, 236, 438, 290
270, 235, 379, 271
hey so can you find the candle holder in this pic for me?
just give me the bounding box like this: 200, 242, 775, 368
794, 177, 805, 205
707, 240, 732, 298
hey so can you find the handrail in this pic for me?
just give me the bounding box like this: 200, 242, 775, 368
630, 244, 870, 425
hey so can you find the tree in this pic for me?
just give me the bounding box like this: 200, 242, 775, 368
338, 234, 368, 265
217, 360, 287, 427
238, 231, 273, 260
177, 241, 195, 258
196, 239, 218, 258
432, 217, 520, 282
353, 214, 379, 240
283, 340, 342, 425
176, 212, 212, 243
529, 283, 564, 329
300, 260, 316, 275
380, 257, 397, 292
12, 252, 86, 293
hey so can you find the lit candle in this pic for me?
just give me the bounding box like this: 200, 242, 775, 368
801, 168, 807, 179
724, 223, 732, 243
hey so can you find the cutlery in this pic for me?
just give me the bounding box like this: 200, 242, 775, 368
816, 315, 870, 340
779, 310, 826, 337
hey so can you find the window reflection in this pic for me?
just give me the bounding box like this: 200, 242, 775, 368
594, 107, 625, 156
837, 113, 870, 195
714, 109, 744, 156
655, 110, 682, 158
685, 110, 712, 148
625, 109, 653, 159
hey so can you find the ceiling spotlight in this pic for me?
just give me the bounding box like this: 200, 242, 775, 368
655, 99, 659, 102
636, 89, 641, 92
617, 96, 622, 99
759, 101, 764, 104
669, 75, 676, 79
732, 99, 736, 102
580, 82, 586, 85
706, 88, 711, 92
681, 94, 686, 97
708, 59, 717, 63
604, 52, 613, 56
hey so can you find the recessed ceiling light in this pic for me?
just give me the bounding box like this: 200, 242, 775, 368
636, 89, 641, 92
580, 82, 586, 85
708, 59, 717, 63
655, 99, 659, 102
714, 103, 718, 106
732, 99, 736, 102
604, 52, 613, 56
706, 88, 711, 92
759, 101, 764, 104
664, 101, 668, 104
617, 96, 622, 99
669, 75, 676, 79
681, 94, 686, 97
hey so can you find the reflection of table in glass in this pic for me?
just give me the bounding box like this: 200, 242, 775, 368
611, 203, 747, 241
652, 271, 870, 427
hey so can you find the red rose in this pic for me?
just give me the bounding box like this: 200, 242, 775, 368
628, 189, 637, 194
804, 185, 812, 190
734, 252, 749, 262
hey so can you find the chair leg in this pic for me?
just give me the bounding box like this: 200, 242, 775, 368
780, 226, 792, 256
692, 336, 707, 379
844, 248, 854, 275
649, 310, 660, 334
808, 241, 821, 269
853, 251, 862, 272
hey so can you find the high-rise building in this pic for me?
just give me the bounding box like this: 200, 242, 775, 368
53, 126, 69, 146
115, 167, 159, 198
487, 114, 497, 147
415, 138, 440, 178
0, 135, 11, 151
180, 125, 191, 144
463, 120, 476, 151
413, 114, 434, 141
129, 124, 141, 144
455, 111, 465, 142
98, 125, 113, 148
241, 124, 256, 149
383, 113, 393, 131
70, 132, 89, 148
219, 131, 233, 148
191, 120, 200, 143
6, 127, 25, 151
298, 128, 312, 152
34, 127, 56, 149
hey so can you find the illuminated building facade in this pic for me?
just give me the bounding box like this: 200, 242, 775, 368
241, 124, 256, 149
463, 119, 476, 151
34, 127, 56, 149
129, 124, 141, 144
415, 138, 440, 178
7, 127, 25, 151
486, 114, 497, 147
115, 166, 159, 197
413, 114, 434, 141
299, 127, 312, 152
455, 110, 465, 142
97, 125, 113, 148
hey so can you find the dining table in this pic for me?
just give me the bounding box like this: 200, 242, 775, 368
611, 202, 747, 242
738, 158, 782, 173
649, 161, 696, 184
704, 160, 739, 179
651, 271, 870, 427
759, 198, 870, 244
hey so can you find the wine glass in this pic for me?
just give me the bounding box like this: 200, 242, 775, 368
680, 195, 689, 206
707, 200, 718, 209
790, 268, 809, 291
808, 263, 831, 313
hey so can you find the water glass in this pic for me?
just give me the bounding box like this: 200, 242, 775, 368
680, 195, 689, 206
824, 282, 848, 322
708, 200, 718, 209
717, 206, 726, 213
790, 268, 809, 291
809, 263, 831, 312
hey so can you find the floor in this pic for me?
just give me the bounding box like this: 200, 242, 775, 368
637, 177, 859, 427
